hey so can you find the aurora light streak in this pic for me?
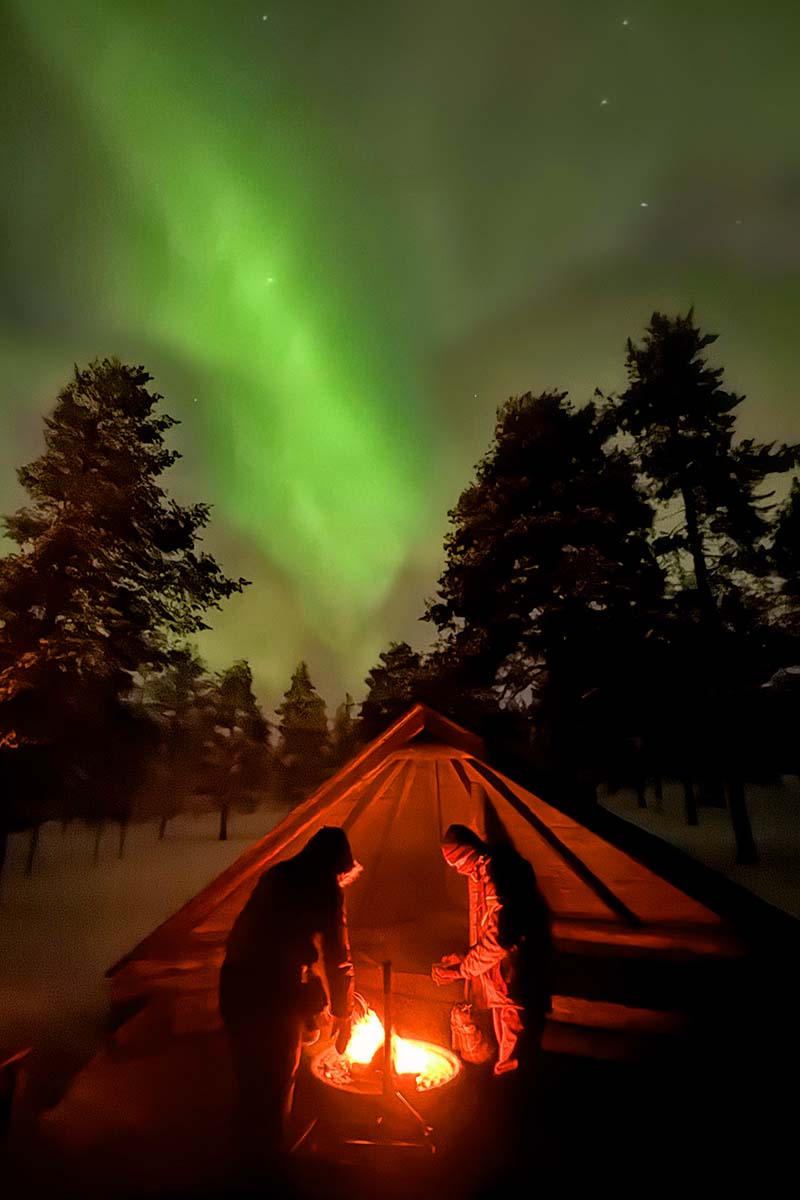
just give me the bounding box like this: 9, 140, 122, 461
2, 1, 799, 706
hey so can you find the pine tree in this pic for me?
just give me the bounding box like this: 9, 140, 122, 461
0, 358, 248, 742
0, 359, 248, 870
215, 659, 269, 745
425, 390, 663, 804
614, 311, 799, 861
137, 645, 212, 838
615, 310, 798, 634
275, 662, 330, 802
360, 642, 426, 739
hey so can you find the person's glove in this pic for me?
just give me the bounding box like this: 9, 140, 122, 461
331, 1016, 352, 1055
431, 960, 463, 985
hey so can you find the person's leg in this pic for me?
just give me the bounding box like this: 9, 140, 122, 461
492, 1005, 525, 1075
225, 1009, 303, 1180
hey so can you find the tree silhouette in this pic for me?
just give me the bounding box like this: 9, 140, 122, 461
425, 390, 663, 806
275, 662, 330, 802
137, 645, 212, 839
0, 358, 249, 872
615, 310, 797, 633
212, 659, 271, 828
215, 659, 269, 745
360, 642, 426, 739
613, 311, 799, 861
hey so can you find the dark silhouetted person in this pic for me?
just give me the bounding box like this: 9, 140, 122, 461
432, 824, 552, 1077
219, 826, 360, 1177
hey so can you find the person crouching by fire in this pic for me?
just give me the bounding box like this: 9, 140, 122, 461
219, 825, 362, 1176
431, 824, 553, 1078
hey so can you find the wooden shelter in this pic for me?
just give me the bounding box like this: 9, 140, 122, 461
108, 704, 742, 1057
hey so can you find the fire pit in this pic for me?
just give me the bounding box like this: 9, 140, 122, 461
311, 998, 461, 1096
302, 967, 464, 1167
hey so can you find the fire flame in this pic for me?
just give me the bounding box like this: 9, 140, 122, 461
345, 1007, 384, 1065
343, 1005, 457, 1092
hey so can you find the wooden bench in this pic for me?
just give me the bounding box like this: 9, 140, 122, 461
544, 996, 687, 1059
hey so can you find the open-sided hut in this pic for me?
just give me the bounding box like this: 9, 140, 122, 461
108, 703, 742, 1059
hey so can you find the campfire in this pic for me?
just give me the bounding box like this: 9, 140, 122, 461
312, 995, 461, 1096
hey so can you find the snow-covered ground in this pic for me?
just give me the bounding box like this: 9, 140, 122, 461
599, 775, 800, 920
0, 805, 289, 1100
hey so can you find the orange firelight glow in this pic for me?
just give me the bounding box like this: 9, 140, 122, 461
343, 1004, 457, 1092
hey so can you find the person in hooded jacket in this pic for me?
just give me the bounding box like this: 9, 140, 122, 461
431, 824, 553, 1077
219, 825, 360, 1168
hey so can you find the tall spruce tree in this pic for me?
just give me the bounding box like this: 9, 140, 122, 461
215, 659, 269, 745
212, 659, 271, 828
276, 662, 330, 801
0, 359, 248, 873
614, 311, 799, 861
425, 390, 663, 806
137, 645, 213, 839
360, 642, 426, 739
615, 310, 797, 635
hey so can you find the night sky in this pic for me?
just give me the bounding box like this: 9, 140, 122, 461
2, 1, 799, 711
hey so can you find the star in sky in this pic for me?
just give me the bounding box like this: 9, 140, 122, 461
600, 98, 609, 106
640, 202, 649, 207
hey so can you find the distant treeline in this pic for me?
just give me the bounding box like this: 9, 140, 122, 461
2, 310, 800, 882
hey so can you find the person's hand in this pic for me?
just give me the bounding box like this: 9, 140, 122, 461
440, 953, 463, 966
431, 961, 462, 986
331, 1016, 351, 1055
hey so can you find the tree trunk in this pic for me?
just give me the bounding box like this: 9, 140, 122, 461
681, 484, 719, 630
25, 824, 40, 876
702, 778, 726, 808
158, 815, 169, 840
682, 778, 698, 826
118, 820, 128, 860
218, 803, 228, 842
93, 821, 104, 863
725, 778, 758, 865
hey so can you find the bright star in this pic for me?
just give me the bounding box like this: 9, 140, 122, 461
622, 19, 629, 26
600, 98, 609, 106
640, 202, 648, 207
267, 276, 275, 284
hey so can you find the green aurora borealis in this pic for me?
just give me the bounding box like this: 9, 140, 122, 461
2, 1, 799, 708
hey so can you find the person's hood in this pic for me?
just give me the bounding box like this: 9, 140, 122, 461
441, 824, 488, 875
301, 826, 356, 875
